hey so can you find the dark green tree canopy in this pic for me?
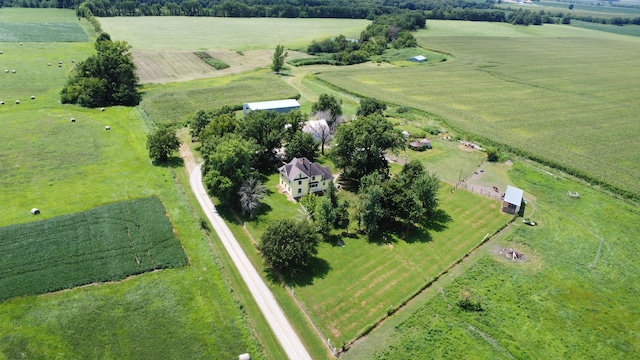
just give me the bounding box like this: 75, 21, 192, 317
201, 134, 258, 204
330, 114, 405, 182
237, 110, 289, 169
61, 33, 140, 107
285, 132, 319, 162
311, 94, 343, 124
146, 126, 181, 164
259, 219, 320, 275
356, 98, 387, 117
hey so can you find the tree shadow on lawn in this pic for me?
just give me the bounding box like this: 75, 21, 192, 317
424, 208, 453, 232
265, 257, 331, 287
154, 155, 184, 168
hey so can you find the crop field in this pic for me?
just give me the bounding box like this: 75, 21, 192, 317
99, 17, 370, 51
315, 21, 640, 198
0, 22, 88, 42
139, 69, 300, 124
0, 197, 187, 302
346, 164, 640, 359
236, 171, 511, 346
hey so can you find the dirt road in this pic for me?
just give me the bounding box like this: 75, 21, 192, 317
187, 161, 311, 360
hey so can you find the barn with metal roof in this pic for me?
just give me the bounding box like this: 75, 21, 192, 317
242, 99, 300, 115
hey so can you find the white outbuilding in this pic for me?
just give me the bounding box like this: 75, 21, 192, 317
242, 99, 300, 115
502, 185, 524, 215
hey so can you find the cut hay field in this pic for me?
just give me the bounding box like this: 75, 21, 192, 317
99, 17, 370, 51
139, 68, 301, 124
345, 163, 640, 359
315, 21, 640, 198
0, 197, 187, 302
0, 8, 89, 42
0, 9, 275, 359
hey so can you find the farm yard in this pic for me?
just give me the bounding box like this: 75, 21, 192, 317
2, 7, 640, 360
0, 197, 187, 301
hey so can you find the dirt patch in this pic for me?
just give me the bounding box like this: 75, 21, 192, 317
134, 49, 311, 84
498, 247, 525, 262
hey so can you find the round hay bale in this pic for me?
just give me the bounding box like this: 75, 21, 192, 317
4, 69, 8, 73
0, 101, 4, 105
11, 70, 16, 73
20, 42, 23, 46
71, 59, 75, 63
15, 100, 20, 104
30, 208, 40, 215
105, 125, 111, 130
238, 354, 251, 360
31, 96, 35, 100
41, 43, 44, 45
100, 107, 105, 112
58, 61, 62, 64
47, 63, 51, 66
0, 51, 3, 54
71, 117, 76, 122
58, 64, 62, 67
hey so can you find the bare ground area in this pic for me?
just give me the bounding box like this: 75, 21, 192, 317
134, 49, 312, 84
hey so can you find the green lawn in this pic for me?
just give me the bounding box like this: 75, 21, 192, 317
314, 21, 640, 198
346, 163, 640, 359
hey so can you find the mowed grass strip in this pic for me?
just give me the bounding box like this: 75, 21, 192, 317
0, 197, 188, 302
0, 23, 88, 42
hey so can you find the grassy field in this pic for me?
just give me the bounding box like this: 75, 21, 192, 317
346, 163, 640, 359
0, 197, 187, 302
99, 17, 370, 51
0, 9, 275, 359
314, 21, 640, 198
139, 68, 300, 124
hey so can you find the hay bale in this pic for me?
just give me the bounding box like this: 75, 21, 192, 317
58, 61, 62, 64
11, 70, 16, 73
20, 42, 23, 46
71, 117, 76, 122
15, 100, 20, 104
100, 107, 105, 112
4, 70, 8, 73
0, 101, 4, 105
71, 59, 75, 63
48, 63, 51, 66
0, 51, 3, 54
105, 126, 111, 130
31, 96, 35, 100
30, 208, 40, 215
238, 354, 251, 360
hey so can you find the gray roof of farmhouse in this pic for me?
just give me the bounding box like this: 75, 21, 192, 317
279, 157, 333, 182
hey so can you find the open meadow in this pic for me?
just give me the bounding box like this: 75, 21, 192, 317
315, 21, 640, 198
0, 9, 276, 359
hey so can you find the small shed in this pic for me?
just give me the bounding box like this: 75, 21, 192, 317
409, 138, 431, 151
30, 208, 40, 215
502, 185, 524, 215
242, 99, 300, 115
410, 55, 426, 62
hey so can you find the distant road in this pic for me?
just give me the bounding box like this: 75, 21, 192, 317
188, 163, 312, 360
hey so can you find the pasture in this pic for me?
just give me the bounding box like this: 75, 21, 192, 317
0, 197, 188, 302
0, 9, 272, 359
345, 163, 640, 359
315, 21, 640, 198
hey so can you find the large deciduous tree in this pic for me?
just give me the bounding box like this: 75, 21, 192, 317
356, 98, 387, 117
330, 114, 405, 182
311, 94, 342, 124
146, 125, 181, 164
60, 33, 140, 107
237, 110, 289, 169
259, 219, 320, 275
201, 134, 258, 204
285, 132, 318, 162
271, 44, 287, 74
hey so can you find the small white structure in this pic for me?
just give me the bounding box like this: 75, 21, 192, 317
105, 126, 111, 130
502, 185, 524, 215
410, 55, 427, 62
30, 208, 40, 215
238, 354, 251, 360
242, 99, 300, 115
302, 119, 331, 142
